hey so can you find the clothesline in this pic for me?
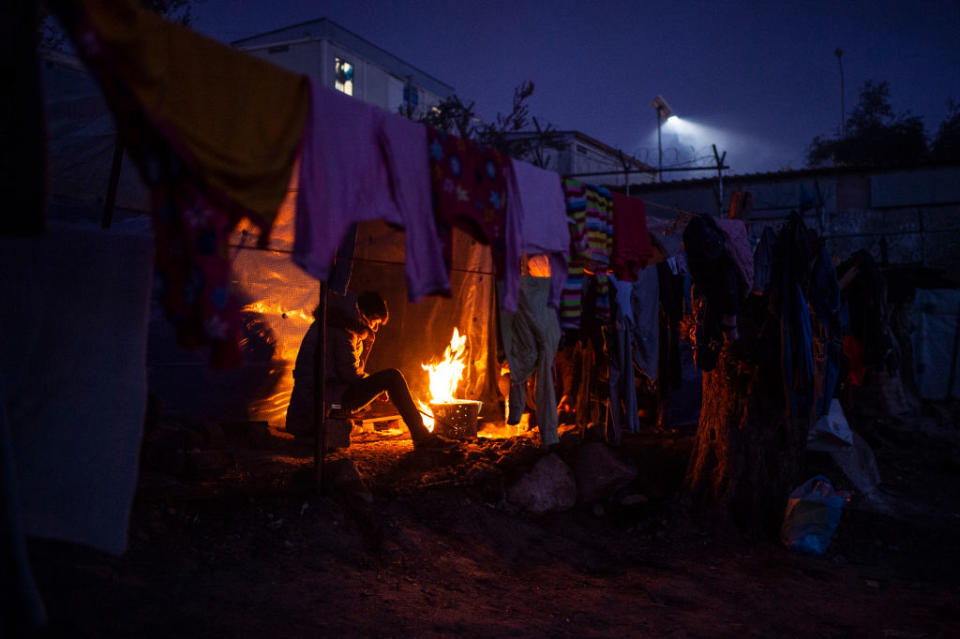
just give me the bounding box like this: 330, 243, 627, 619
228, 241, 497, 276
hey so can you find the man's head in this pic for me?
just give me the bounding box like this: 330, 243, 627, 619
357, 291, 388, 332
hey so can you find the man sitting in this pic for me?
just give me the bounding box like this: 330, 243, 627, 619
286, 290, 450, 449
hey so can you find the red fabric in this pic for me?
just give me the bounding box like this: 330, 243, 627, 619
427, 127, 513, 273
843, 335, 866, 386
610, 192, 654, 281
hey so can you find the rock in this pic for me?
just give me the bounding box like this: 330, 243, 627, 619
507, 454, 577, 514
573, 442, 638, 503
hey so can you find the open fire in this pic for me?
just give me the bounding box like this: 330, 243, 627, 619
418, 328, 468, 432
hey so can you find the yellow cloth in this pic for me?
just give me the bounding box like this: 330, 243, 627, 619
80, 0, 308, 229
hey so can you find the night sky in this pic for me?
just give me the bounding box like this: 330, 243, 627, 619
192, 0, 960, 177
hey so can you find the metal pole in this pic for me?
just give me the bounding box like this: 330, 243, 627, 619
313, 281, 328, 494
835, 48, 845, 136
656, 107, 663, 183
712, 144, 726, 214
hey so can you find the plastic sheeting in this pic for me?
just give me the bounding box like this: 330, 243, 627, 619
911, 288, 960, 400
149, 180, 499, 426
41, 53, 150, 221
42, 50, 497, 428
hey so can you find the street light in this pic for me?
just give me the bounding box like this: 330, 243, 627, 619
651, 95, 673, 182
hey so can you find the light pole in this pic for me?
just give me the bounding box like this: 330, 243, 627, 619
835, 48, 845, 136
651, 95, 673, 182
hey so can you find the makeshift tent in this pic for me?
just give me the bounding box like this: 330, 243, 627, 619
39, 50, 500, 435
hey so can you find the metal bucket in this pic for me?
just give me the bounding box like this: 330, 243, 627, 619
430, 399, 482, 440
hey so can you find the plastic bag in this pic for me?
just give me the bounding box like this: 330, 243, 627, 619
780, 475, 846, 556
807, 398, 854, 449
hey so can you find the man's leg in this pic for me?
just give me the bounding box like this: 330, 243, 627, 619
341, 369, 429, 441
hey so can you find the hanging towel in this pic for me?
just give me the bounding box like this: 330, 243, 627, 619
611, 192, 654, 282
507, 159, 571, 310
295, 85, 449, 300
295, 82, 404, 280
560, 180, 613, 330
428, 127, 519, 306
381, 112, 451, 302
67, 0, 308, 231
54, 0, 306, 366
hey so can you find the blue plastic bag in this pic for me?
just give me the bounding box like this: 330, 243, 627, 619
780, 475, 846, 556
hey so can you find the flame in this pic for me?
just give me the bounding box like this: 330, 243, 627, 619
418, 328, 468, 432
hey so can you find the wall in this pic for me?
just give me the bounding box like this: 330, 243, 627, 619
634, 166, 960, 278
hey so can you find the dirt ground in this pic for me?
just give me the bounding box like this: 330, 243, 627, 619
26, 405, 960, 639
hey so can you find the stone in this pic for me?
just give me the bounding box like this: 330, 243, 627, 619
573, 442, 638, 503
506, 453, 577, 514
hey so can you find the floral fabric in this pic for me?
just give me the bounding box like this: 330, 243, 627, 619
427, 128, 519, 303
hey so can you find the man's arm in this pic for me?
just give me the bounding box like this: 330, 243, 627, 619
358, 332, 375, 374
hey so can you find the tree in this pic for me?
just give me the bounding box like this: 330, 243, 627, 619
931, 99, 960, 164
808, 80, 928, 167
418, 81, 566, 169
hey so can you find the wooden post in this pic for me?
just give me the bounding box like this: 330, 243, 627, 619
313, 281, 328, 494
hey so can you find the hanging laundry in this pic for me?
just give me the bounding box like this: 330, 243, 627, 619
726, 190, 753, 219
607, 275, 639, 442
560, 179, 613, 330
59, 0, 308, 230
770, 213, 817, 418
428, 127, 520, 306
296, 85, 449, 300
629, 265, 661, 381
683, 213, 742, 370
753, 226, 778, 294
498, 275, 562, 446
610, 192, 654, 282
809, 247, 842, 417
716, 218, 754, 295
505, 159, 571, 309
53, 0, 308, 366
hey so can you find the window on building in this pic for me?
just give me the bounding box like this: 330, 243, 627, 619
334, 57, 354, 96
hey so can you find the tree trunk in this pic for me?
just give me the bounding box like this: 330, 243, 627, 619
685, 308, 808, 537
